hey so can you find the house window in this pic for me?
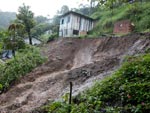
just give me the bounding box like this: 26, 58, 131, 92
73, 30, 79, 35
61, 19, 64, 24
67, 16, 70, 23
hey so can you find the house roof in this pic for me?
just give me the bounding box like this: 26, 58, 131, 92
60, 11, 95, 21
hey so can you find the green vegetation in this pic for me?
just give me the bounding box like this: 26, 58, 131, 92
32, 23, 51, 37
0, 45, 46, 92
16, 4, 35, 45
89, 2, 150, 36
8, 23, 25, 56
0, 28, 26, 58
43, 54, 150, 113
0, 32, 4, 56
0, 10, 54, 43
0, 4, 49, 93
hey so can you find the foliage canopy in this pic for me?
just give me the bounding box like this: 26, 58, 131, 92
16, 3, 35, 45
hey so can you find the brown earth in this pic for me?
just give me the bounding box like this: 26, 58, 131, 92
0, 33, 150, 113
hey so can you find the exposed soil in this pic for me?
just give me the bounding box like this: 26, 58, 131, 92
0, 33, 150, 113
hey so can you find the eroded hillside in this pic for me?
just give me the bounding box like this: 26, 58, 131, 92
0, 33, 150, 113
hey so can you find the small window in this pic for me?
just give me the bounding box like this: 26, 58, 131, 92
67, 16, 70, 23
73, 30, 79, 35
61, 19, 64, 24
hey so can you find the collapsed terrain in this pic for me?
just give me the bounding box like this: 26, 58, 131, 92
0, 33, 150, 113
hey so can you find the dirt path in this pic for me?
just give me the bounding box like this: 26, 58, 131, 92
0, 33, 150, 113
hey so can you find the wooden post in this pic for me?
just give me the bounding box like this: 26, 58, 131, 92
69, 82, 72, 105
68, 82, 72, 113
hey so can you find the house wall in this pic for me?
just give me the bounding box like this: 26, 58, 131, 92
59, 14, 72, 37
59, 14, 94, 37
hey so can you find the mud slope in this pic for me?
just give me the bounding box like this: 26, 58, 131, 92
0, 33, 150, 113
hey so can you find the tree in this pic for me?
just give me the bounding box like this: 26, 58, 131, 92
77, 5, 91, 16
16, 4, 35, 45
82, 0, 98, 15
6, 23, 24, 57
59, 5, 69, 14
35, 16, 48, 24
90, 0, 97, 8
8, 23, 24, 39
13, 19, 26, 37
31, 23, 52, 36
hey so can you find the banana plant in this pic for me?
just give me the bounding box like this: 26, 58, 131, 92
6, 23, 24, 57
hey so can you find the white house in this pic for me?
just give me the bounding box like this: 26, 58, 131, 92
59, 11, 95, 37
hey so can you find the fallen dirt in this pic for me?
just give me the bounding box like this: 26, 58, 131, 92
0, 33, 150, 113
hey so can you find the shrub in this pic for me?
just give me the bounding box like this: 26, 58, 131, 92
0, 84, 3, 90
0, 42, 3, 53
47, 33, 58, 43
0, 45, 46, 92
43, 102, 71, 113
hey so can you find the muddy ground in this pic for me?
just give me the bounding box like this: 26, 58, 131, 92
0, 33, 150, 113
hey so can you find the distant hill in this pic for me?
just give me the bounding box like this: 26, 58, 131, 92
0, 11, 16, 30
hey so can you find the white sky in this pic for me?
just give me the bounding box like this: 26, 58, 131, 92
0, 0, 90, 17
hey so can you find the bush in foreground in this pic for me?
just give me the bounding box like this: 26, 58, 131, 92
0, 45, 46, 92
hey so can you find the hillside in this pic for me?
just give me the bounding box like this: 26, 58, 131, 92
0, 11, 16, 29
44, 50, 150, 113
89, 2, 150, 36
0, 33, 150, 112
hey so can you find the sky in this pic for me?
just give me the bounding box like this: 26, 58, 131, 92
0, 0, 90, 18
